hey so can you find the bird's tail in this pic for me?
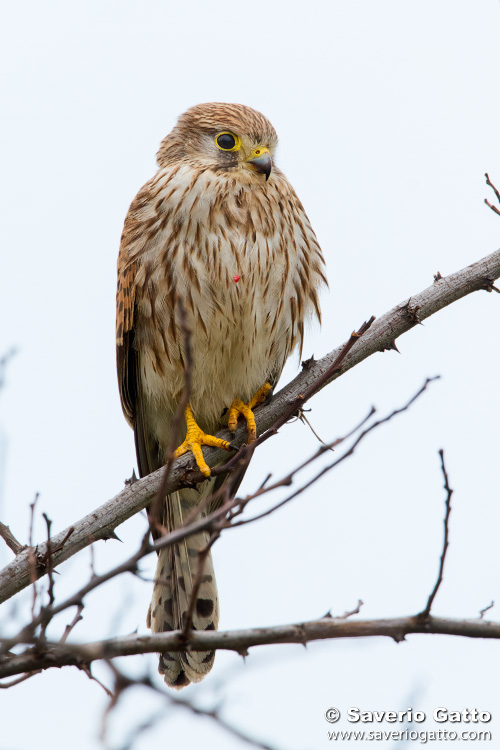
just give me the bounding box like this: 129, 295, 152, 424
147, 484, 219, 689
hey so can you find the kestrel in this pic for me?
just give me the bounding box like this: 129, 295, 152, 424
116, 103, 327, 688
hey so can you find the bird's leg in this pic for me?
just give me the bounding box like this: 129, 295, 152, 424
228, 382, 272, 443
174, 405, 234, 478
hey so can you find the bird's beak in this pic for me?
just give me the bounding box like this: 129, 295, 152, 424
246, 147, 272, 180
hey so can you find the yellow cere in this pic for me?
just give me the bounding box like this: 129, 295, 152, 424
248, 146, 270, 160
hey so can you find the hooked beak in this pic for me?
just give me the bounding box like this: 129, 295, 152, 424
246, 148, 272, 180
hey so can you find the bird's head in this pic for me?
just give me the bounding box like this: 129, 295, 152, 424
157, 102, 278, 181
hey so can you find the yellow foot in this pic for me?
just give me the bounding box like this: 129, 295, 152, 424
228, 383, 272, 443
174, 405, 234, 478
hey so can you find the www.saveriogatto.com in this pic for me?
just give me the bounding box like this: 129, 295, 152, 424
324, 707, 493, 743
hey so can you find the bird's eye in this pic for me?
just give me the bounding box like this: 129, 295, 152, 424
215, 132, 240, 151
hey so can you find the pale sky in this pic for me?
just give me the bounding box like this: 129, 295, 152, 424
1, 1, 500, 748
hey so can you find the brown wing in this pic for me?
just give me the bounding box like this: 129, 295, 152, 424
116, 251, 163, 477
116, 259, 137, 426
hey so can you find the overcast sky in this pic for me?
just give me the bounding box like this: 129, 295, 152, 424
1, 1, 500, 748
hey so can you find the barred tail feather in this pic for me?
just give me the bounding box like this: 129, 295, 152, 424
147, 485, 219, 688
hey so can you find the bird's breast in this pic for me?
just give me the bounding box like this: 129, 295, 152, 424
133, 166, 324, 440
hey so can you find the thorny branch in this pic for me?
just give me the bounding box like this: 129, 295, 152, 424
0, 378, 432, 665
2, 246, 500, 605
1, 615, 499, 680
0, 247, 499, 698
0, 378, 499, 685
2, 444, 498, 692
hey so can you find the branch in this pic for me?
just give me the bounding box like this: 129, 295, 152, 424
420, 449, 453, 617
0, 523, 25, 556
1, 614, 499, 679
1, 247, 499, 605
0, 381, 428, 657
485, 173, 500, 220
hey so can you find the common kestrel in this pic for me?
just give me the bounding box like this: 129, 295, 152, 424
116, 103, 327, 688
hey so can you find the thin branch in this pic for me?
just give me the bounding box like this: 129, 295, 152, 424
0, 523, 25, 556
420, 449, 453, 618
298, 409, 335, 451
479, 601, 495, 620
27, 494, 39, 622
485, 172, 500, 219
0, 380, 432, 661
60, 604, 84, 644
229, 378, 437, 529
0, 671, 42, 688
42, 514, 55, 609
1, 247, 499, 605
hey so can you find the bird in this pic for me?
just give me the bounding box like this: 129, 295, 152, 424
116, 102, 327, 688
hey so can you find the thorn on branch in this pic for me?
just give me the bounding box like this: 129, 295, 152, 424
101, 530, 122, 542
124, 469, 138, 486
392, 632, 406, 644
403, 299, 424, 326
301, 355, 315, 370
434, 271, 443, 283
379, 340, 400, 353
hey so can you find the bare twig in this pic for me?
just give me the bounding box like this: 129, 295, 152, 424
0, 523, 25, 556
229, 378, 437, 529
60, 604, 84, 644
28, 494, 39, 621
420, 449, 453, 618
0, 671, 42, 688
298, 409, 335, 451
485, 173, 500, 218
42, 514, 55, 609
0, 381, 431, 663
338, 600, 364, 620
479, 601, 495, 620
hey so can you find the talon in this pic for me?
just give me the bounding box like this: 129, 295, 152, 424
174, 405, 234, 477
228, 382, 272, 443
